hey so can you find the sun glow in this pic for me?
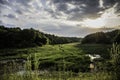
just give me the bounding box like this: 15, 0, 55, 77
82, 18, 106, 28
82, 3, 119, 29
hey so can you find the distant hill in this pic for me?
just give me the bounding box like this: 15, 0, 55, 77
0, 26, 81, 49
81, 29, 120, 44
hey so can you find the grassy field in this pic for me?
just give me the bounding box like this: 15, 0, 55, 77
0, 43, 111, 60
0, 43, 113, 80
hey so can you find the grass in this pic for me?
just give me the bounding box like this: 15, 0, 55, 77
1, 72, 112, 80
0, 43, 111, 60
0, 57, 112, 80
0, 43, 111, 72
0, 43, 115, 80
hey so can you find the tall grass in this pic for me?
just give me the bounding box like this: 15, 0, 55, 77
110, 44, 120, 80
0, 59, 111, 80
1, 43, 120, 80
0, 60, 111, 80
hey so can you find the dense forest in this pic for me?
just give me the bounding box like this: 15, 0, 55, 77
81, 29, 120, 44
0, 26, 80, 49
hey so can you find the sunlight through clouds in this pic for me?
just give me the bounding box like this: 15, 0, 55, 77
82, 3, 120, 29
82, 18, 106, 28
0, 0, 120, 37
99, 0, 104, 8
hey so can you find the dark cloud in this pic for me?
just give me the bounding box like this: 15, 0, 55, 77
0, 0, 33, 16
0, 0, 32, 6
2, 0, 119, 21
3, 14, 17, 19
15, 9, 23, 14
0, 0, 120, 37
15, 0, 32, 7
0, 0, 12, 7
0, 20, 2, 24
0, 0, 33, 11
0, 0, 10, 10
54, 3, 68, 12
48, 0, 120, 20
116, 3, 120, 13
50, 0, 100, 20
0, 0, 7, 4
104, 0, 118, 8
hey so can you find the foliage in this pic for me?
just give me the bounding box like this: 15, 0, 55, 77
0, 43, 111, 72
0, 26, 48, 48
81, 29, 120, 44
114, 32, 120, 43
45, 34, 81, 45
0, 26, 80, 49
0, 43, 113, 80
110, 44, 120, 80
0, 53, 111, 80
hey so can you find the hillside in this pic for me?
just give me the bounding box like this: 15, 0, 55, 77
81, 29, 120, 44
0, 26, 80, 49
0, 43, 111, 72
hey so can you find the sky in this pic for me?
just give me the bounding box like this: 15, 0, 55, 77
0, 0, 120, 37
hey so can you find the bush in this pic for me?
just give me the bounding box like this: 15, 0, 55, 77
110, 44, 120, 80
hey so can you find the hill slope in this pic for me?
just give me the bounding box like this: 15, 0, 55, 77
0, 26, 80, 49
81, 29, 120, 44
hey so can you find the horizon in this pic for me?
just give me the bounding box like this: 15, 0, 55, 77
0, 0, 120, 37
1, 25, 118, 38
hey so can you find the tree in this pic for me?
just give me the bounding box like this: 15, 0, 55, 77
0, 26, 80, 48
114, 33, 120, 43
81, 32, 111, 44
81, 30, 120, 44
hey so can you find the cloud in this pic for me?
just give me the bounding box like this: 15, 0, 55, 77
0, 20, 3, 25
0, 0, 120, 37
0, 0, 8, 4
81, 3, 120, 28
99, 0, 104, 8
15, 9, 23, 14
3, 14, 17, 19
13, 0, 33, 7
49, 0, 120, 20
50, 0, 104, 20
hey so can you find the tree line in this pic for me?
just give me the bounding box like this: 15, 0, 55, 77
0, 26, 80, 49
81, 29, 120, 44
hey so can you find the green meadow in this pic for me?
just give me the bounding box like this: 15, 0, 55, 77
0, 43, 111, 60
0, 43, 117, 80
